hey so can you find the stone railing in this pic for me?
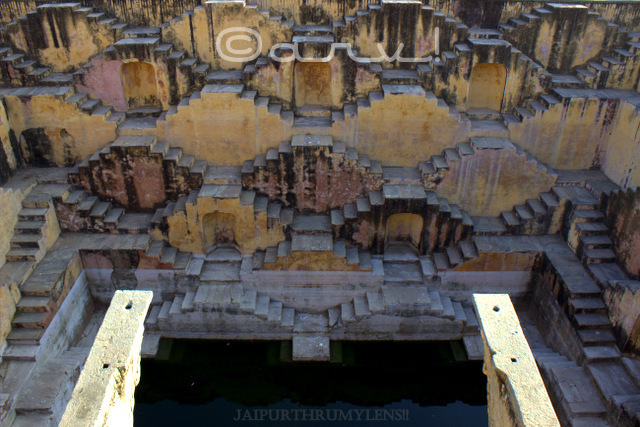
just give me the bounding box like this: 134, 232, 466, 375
60, 290, 152, 426
473, 293, 559, 427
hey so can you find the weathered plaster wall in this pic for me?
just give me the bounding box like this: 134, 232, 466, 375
0, 100, 19, 184
0, 279, 20, 353
604, 188, 640, 278
435, 144, 556, 216
2, 90, 118, 167
0, 185, 29, 346
0, 187, 29, 270
162, 1, 294, 70
352, 89, 470, 165
1, 4, 116, 73
0, 0, 202, 27
161, 85, 290, 166
510, 96, 615, 170
601, 101, 640, 190
510, 93, 640, 189
75, 58, 128, 111
603, 281, 640, 353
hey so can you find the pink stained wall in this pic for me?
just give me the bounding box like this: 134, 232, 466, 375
75, 58, 128, 112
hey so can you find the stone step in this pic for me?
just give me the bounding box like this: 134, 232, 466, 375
169, 295, 184, 316
341, 301, 356, 323
553, 186, 599, 209
328, 307, 340, 327
6, 247, 41, 262
583, 248, 617, 264
420, 257, 436, 278
157, 301, 171, 320
12, 311, 53, 329
545, 365, 608, 419
12, 351, 84, 416
267, 301, 283, 323
578, 329, 617, 346
583, 345, 621, 363
569, 297, 607, 314
194, 285, 232, 309
587, 362, 640, 403
382, 261, 423, 283
353, 295, 371, 319
366, 292, 384, 313
200, 261, 241, 282
185, 257, 205, 276
460, 241, 478, 260
291, 214, 332, 233
76, 195, 98, 213
14, 221, 45, 235
239, 289, 258, 311
6, 327, 45, 345
576, 222, 609, 236
440, 296, 455, 319
18, 208, 48, 221
22, 192, 51, 209
255, 294, 270, 319
571, 209, 604, 222
432, 252, 450, 270
182, 291, 196, 312
428, 290, 443, 314
16, 295, 55, 313
145, 305, 161, 326
463, 307, 479, 333
453, 301, 466, 322
580, 234, 612, 250
462, 335, 484, 360
1, 344, 38, 362
446, 247, 463, 266
282, 307, 295, 327
573, 313, 612, 329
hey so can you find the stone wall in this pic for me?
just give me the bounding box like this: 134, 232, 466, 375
602, 280, 640, 353
1, 4, 116, 73
430, 0, 640, 34
473, 293, 559, 427
0, 0, 201, 27
0, 100, 19, 185
509, 93, 640, 190
604, 187, 640, 278
435, 142, 556, 216
2, 89, 118, 167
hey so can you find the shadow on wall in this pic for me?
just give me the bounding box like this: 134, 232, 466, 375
605, 187, 640, 279
20, 127, 78, 167
467, 63, 507, 112
121, 61, 160, 109
202, 212, 237, 251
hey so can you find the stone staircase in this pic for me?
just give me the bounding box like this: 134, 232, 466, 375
145, 247, 297, 330
500, 4, 640, 91
8, 346, 89, 426
3, 234, 151, 362
5, 186, 64, 263
325, 279, 484, 359
0, 4, 125, 87
534, 346, 640, 426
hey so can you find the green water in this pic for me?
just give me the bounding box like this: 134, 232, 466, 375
134, 340, 488, 427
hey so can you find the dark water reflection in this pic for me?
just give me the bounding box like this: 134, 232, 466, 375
134, 340, 488, 427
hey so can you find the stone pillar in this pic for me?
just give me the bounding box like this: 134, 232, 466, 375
473, 293, 559, 427
60, 290, 153, 426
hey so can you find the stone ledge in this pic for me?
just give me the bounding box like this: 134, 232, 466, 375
60, 290, 152, 426
473, 294, 559, 426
